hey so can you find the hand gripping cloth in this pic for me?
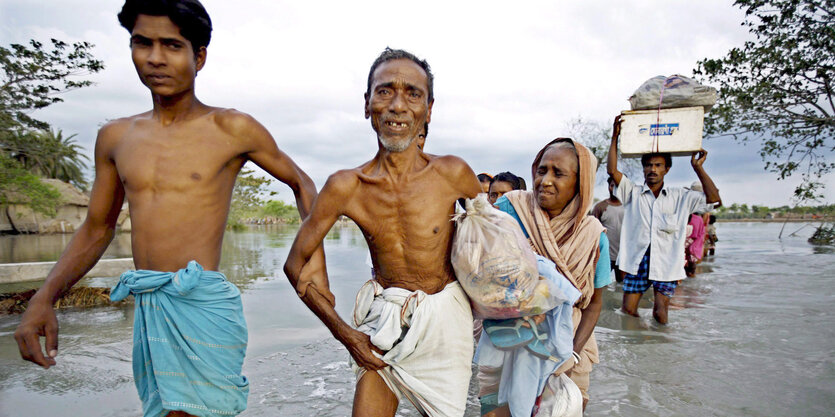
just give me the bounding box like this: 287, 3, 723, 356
351, 280, 473, 417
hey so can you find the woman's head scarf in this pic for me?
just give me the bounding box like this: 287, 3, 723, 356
506, 138, 605, 307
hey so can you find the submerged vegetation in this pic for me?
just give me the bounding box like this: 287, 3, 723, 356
808, 224, 835, 245
0, 287, 126, 315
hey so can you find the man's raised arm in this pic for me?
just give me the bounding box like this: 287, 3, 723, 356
14, 123, 126, 369
691, 150, 722, 207
607, 115, 623, 185
283, 172, 387, 371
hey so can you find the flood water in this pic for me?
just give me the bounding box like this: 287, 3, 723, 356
0, 222, 832, 416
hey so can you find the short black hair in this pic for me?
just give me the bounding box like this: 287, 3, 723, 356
641, 152, 672, 169
477, 173, 493, 183
490, 172, 524, 191
709, 214, 716, 224
367, 48, 434, 103
118, 0, 212, 54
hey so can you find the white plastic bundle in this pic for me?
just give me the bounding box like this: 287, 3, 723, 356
451, 195, 561, 319
628, 74, 717, 112
535, 373, 583, 417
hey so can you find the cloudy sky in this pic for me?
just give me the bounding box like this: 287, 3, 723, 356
2, 0, 832, 206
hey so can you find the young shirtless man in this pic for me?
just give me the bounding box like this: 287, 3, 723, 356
14, 1, 320, 415
284, 48, 482, 417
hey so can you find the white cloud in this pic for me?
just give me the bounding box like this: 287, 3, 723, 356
2, 0, 832, 205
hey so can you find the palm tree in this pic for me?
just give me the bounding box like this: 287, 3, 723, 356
35, 129, 89, 190
1, 128, 89, 189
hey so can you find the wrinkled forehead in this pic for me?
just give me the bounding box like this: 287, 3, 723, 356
370, 59, 429, 91
538, 144, 579, 172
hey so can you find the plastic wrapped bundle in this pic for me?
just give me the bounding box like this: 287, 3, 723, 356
536, 374, 583, 417
451, 195, 563, 319
628, 74, 717, 112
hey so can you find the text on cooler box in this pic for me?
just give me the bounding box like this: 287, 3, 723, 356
638, 123, 680, 137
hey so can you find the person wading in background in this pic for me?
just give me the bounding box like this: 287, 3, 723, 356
608, 115, 721, 324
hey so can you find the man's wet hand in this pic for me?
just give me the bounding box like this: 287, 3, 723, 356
14, 300, 59, 369
342, 328, 387, 371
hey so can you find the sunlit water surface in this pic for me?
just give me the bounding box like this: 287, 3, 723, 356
0, 222, 832, 416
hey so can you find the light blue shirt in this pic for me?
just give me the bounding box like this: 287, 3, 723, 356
614, 175, 714, 282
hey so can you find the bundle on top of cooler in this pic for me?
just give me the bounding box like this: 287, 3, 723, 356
451, 195, 571, 320
628, 75, 716, 112
619, 74, 717, 157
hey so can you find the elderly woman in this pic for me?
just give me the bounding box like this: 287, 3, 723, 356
479, 138, 612, 416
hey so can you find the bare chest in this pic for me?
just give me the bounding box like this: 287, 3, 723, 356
113, 124, 244, 195
351, 180, 459, 249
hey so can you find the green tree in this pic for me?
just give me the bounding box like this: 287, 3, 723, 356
228, 168, 276, 229
694, 0, 834, 201
1, 39, 104, 132
0, 153, 61, 217
753, 205, 771, 218
3, 128, 89, 189
261, 200, 300, 223
0, 38, 102, 215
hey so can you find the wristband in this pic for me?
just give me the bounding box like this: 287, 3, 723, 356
571, 351, 581, 364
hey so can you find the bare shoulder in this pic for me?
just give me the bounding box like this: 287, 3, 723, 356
95, 114, 144, 154
427, 154, 473, 179
425, 154, 480, 197
209, 108, 277, 155
211, 108, 265, 137
322, 168, 363, 198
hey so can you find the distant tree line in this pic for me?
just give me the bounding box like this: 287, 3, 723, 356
715, 203, 835, 220
227, 169, 300, 230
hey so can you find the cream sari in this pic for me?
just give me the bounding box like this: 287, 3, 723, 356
504, 138, 605, 380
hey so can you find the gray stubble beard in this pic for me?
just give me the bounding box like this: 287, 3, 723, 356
379, 134, 415, 153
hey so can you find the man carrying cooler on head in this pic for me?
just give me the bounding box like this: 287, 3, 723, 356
14, 1, 322, 416
607, 115, 721, 324
284, 48, 482, 417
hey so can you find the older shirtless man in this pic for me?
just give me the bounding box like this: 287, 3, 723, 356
284, 48, 482, 417
14, 1, 319, 416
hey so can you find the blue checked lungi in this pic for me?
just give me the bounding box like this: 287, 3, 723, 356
111, 260, 249, 417
622, 248, 677, 297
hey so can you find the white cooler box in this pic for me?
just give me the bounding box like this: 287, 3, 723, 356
618, 106, 704, 157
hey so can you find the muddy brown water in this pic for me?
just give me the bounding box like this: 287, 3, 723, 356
0, 222, 832, 416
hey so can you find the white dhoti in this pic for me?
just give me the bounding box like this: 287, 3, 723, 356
351, 280, 474, 417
